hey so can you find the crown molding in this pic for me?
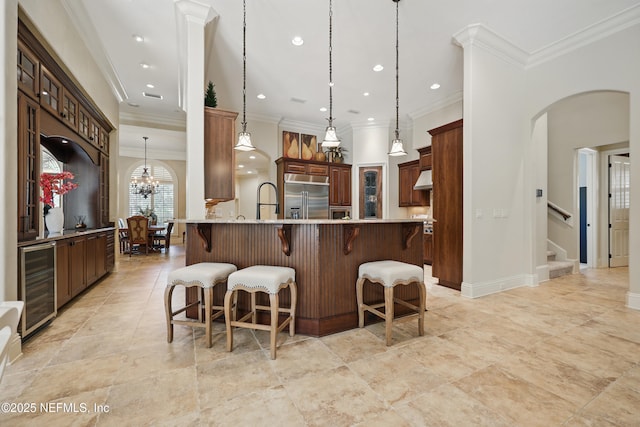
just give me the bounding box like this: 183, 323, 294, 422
527, 3, 640, 68
409, 91, 464, 120
119, 111, 187, 130
453, 23, 529, 68
60, 0, 127, 103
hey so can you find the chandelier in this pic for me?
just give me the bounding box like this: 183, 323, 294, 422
321, 0, 340, 149
130, 136, 158, 198
234, 0, 256, 151
388, 0, 407, 156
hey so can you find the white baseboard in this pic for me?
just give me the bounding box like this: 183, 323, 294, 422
537, 265, 549, 283
627, 292, 640, 310
7, 333, 22, 365
461, 274, 535, 298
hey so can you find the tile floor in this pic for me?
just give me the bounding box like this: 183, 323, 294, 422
1, 245, 639, 426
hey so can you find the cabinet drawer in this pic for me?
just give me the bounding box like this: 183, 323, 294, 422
284, 162, 307, 174
307, 164, 328, 176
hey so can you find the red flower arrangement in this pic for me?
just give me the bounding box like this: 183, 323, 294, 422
39, 171, 78, 207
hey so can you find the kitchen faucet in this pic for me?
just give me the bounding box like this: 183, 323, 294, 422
256, 182, 280, 219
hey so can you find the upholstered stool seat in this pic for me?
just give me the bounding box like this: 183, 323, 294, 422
165, 262, 237, 348
224, 265, 297, 359
356, 260, 426, 346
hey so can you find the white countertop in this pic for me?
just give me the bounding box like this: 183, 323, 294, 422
179, 218, 423, 225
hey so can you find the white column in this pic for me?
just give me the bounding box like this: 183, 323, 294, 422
175, 0, 216, 219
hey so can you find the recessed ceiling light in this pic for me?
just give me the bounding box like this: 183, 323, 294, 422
247, 171, 253, 174
238, 164, 245, 168
367, 117, 374, 121
363, 92, 370, 96
133, 34, 144, 43
61, 139, 69, 144
146, 83, 154, 88
373, 64, 384, 72
140, 62, 150, 69
142, 92, 163, 99
291, 36, 304, 46
257, 93, 266, 99
430, 83, 441, 90
249, 155, 256, 159
320, 107, 327, 112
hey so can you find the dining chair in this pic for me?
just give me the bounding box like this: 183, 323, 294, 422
127, 215, 149, 256
153, 221, 174, 251
118, 218, 129, 253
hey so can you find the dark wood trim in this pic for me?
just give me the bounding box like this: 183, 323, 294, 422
277, 225, 292, 256
428, 118, 463, 137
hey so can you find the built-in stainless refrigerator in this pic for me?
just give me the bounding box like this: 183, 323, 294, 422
283, 173, 329, 219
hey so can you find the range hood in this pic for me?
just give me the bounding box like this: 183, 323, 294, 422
413, 170, 433, 190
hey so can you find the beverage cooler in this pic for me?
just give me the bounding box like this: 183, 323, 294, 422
18, 242, 57, 338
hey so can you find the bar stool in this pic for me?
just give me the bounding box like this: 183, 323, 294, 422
224, 265, 297, 359
165, 262, 237, 348
356, 260, 426, 346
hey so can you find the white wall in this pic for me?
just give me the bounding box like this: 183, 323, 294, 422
1, 0, 18, 302
525, 22, 640, 306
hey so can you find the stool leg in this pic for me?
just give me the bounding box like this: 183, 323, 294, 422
384, 286, 394, 346
270, 293, 279, 360
205, 287, 213, 348
417, 281, 426, 336
251, 292, 257, 324
356, 278, 365, 328
224, 290, 234, 352
289, 282, 297, 336
164, 285, 175, 343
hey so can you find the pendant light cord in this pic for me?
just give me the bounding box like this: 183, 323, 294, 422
143, 136, 148, 170
242, 0, 247, 133
394, 0, 400, 140
327, 0, 334, 127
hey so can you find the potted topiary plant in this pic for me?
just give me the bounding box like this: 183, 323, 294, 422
204, 81, 217, 108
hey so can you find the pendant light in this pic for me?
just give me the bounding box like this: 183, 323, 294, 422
388, 0, 407, 156
234, 0, 255, 151
130, 136, 159, 198
321, 0, 340, 149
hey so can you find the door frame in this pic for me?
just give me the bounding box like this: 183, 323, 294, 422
578, 148, 597, 268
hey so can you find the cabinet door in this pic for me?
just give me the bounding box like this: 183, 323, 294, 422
204, 107, 237, 201
284, 161, 307, 174
86, 235, 98, 284
40, 66, 62, 117
70, 237, 87, 297
89, 121, 100, 148
307, 164, 328, 176
423, 233, 433, 265
398, 164, 413, 207
330, 166, 351, 206
329, 167, 341, 206
17, 40, 39, 99
99, 127, 109, 152
17, 93, 40, 241
61, 90, 79, 131
56, 241, 71, 309
410, 166, 428, 206
99, 154, 109, 227
78, 106, 91, 141
95, 234, 107, 278
431, 121, 463, 289
105, 232, 115, 272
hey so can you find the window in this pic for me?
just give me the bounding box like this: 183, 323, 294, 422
129, 163, 175, 226
41, 148, 62, 208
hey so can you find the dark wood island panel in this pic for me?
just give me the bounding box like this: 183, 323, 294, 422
185, 220, 424, 336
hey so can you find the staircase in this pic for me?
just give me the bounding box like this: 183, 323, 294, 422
547, 250, 574, 279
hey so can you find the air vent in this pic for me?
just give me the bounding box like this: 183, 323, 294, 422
347, 109, 360, 114
290, 97, 307, 104
143, 92, 163, 100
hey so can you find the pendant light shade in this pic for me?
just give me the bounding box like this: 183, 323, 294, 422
322, 0, 341, 149
388, 0, 407, 157
234, 0, 256, 152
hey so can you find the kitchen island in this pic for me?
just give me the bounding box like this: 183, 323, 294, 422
184, 219, 424, 336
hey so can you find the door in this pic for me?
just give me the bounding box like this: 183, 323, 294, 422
359, 166, 382, 219
609, 154, 630, 267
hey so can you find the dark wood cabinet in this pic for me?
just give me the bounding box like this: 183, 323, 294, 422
280, 159, 329, 176
431, 119, 463, 290
398, 160, 428, 207
56, 241, 71, 308
61, 89, 78, 131
99, 153, 109, 228
54, 229, 114, 309
69, 236, 87, 297
17, 93, 40, 241
204, 107, 238, 203
423, 233, 433, 265
329, 164, 351, 206
39, 65, 62, 118
419, 146, 432, 170
17, 40, 39, 100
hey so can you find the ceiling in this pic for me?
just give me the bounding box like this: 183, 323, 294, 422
60, 0, 640, 159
